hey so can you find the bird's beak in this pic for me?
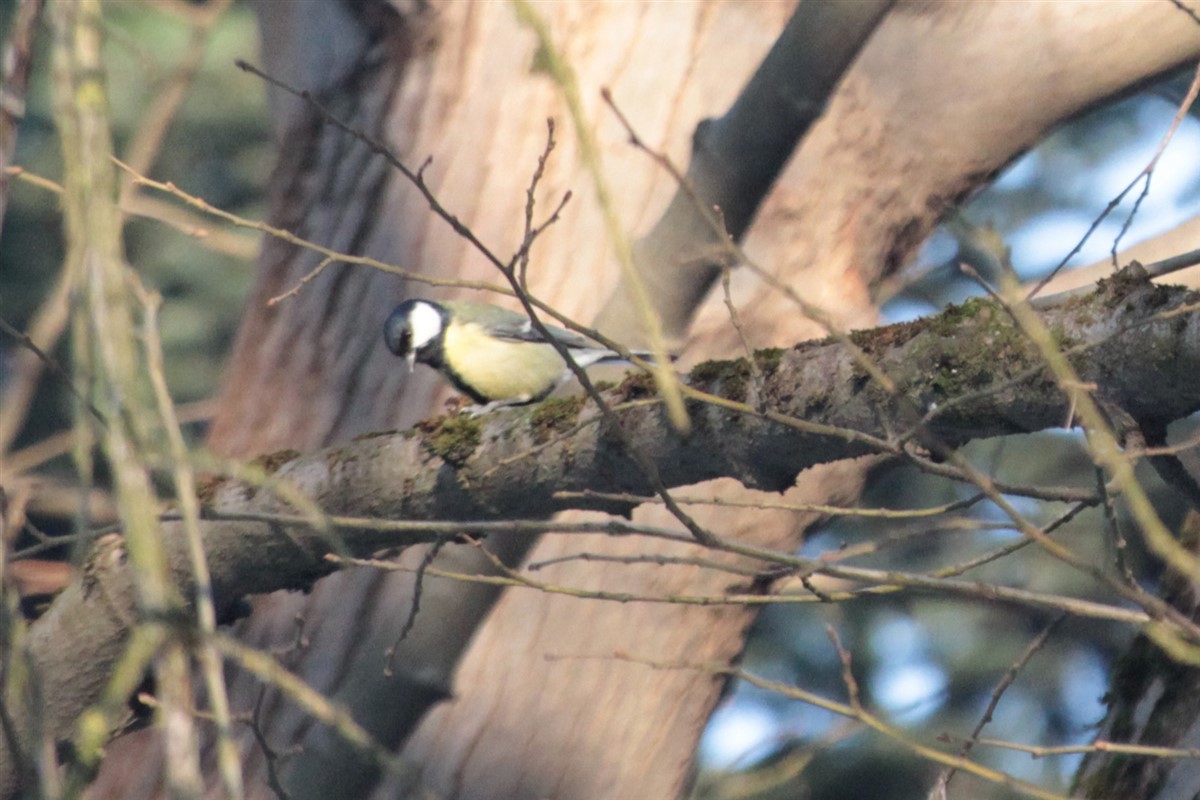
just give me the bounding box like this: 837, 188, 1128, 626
406, 353, 416, 373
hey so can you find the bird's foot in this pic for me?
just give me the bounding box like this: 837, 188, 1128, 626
460, 397, 533, 417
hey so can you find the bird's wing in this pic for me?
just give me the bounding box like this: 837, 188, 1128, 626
497, 320, 593, 349
451, 301, 595, 349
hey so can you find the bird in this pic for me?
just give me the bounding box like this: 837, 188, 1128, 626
384, 298, 652, 412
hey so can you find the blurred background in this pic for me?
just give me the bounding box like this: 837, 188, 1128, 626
3, 2, 1199, 798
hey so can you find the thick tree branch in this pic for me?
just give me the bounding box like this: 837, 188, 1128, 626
4, 269, 1200, 796
594, 0, 895, 341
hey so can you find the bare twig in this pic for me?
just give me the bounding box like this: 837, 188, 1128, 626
611, 653, 1072, 800
511, 1, 688, 432
600, 88, 899, 397
248, 689, 292, 800
212, 632, 406, 779
1027, 61, 1200, 299
141, 291, 243, 800
331, 550, 1153, 627
933, 618, 1062, 795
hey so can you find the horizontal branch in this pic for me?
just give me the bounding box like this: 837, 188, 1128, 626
4, 266, 1199, 797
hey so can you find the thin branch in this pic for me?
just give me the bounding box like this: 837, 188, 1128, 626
1167, 0, 1200, 27
115, 0, 233, 208
512, 0, 688, 431
247, 689, 291, 800
4, 165, 259, 260
1109, 63, 1200, 261
141, 291, 243, 800
333, 551, 1153, 628
113, 158, 513, 300
600, 88, 898, 397
0, 315, 105, 436
612, 654, 1071, 800
211, 633, 406, 779
1027, 61, 1200, 299
933, 618, 1062, 795
555, 489, 987, 519
9, 272, 1200, 795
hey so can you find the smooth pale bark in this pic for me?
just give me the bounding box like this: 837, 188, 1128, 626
85, 1, 1200, 799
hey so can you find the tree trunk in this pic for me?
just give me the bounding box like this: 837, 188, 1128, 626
1074, 512, 1200, 800
86, 1, 1200, 798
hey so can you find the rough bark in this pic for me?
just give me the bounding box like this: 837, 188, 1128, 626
81, 1, 1200, 799
9, 268, 1200, 800
1074, 513, 1200, 800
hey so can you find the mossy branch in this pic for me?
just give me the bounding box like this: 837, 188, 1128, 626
3, 268, 1200, 798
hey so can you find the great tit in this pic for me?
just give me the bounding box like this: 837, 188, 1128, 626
384, 299, 649, 410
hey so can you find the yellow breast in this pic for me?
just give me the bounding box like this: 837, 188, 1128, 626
442, 321, 567, 403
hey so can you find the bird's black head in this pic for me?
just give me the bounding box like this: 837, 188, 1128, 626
384, 299, 446, 370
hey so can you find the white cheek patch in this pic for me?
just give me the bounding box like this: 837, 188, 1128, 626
408, 302, 444, 350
